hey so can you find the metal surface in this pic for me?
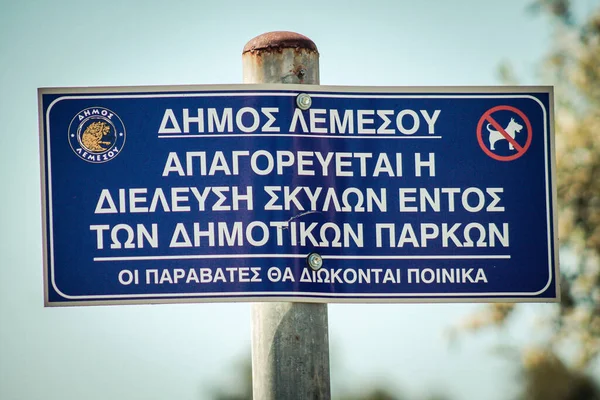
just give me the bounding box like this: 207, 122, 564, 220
307, 252, 323, 271
242, 31, 319, 85
296, 93, 312, 110
244, 31, 331, 400
38, 84, 558, 306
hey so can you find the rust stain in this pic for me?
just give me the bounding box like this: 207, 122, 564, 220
243, 31, 319, 55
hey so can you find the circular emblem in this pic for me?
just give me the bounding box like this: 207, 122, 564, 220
68, 107, 126, 163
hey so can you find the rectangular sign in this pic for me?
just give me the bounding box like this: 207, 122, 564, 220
39, 85, 558, 305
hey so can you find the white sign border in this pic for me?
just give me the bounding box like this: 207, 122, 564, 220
38, 84, 558, 306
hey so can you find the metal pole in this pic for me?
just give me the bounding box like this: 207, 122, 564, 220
242, 31, 331, 400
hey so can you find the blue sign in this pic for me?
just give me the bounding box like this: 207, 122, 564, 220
39, 85, 558, 305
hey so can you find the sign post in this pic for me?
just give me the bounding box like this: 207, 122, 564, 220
242, 31, 331, 400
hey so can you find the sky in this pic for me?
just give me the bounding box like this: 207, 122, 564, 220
0, 0, 595, 399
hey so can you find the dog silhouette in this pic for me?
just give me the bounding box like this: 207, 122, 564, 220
487, 118, 523, 150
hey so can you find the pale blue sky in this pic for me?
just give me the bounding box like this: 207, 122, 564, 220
0, 1, 594, 399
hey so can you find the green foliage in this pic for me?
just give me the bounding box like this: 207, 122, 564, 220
459, 1, 600, 398
464, 0, 600, 366
528, 0, 600, 369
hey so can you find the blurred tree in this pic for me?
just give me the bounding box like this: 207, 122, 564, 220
517, 349, 600, 400
541, 4, 600, 367
209, 356, 451, 400
338, 388, 402, 400
459, 0, 600, 397
210, 358, 252, 400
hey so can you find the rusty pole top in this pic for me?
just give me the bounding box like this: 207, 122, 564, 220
242, 31, 320, 84
242, 31, 318, 54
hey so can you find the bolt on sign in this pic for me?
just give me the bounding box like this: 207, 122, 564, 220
38, 85, 558, 306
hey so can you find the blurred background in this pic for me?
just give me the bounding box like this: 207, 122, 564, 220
0, 0, 598, 399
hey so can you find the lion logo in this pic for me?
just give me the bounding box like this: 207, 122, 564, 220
81, 121, 112, 153
68, 107, 126, 163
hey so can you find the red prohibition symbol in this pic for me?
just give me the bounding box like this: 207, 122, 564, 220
476, 105, 533, 161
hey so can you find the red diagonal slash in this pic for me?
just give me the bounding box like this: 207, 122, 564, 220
485, 114, 524, 153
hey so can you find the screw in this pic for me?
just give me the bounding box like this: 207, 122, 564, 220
307, 252, 323, 271
296, 93, 312, 110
